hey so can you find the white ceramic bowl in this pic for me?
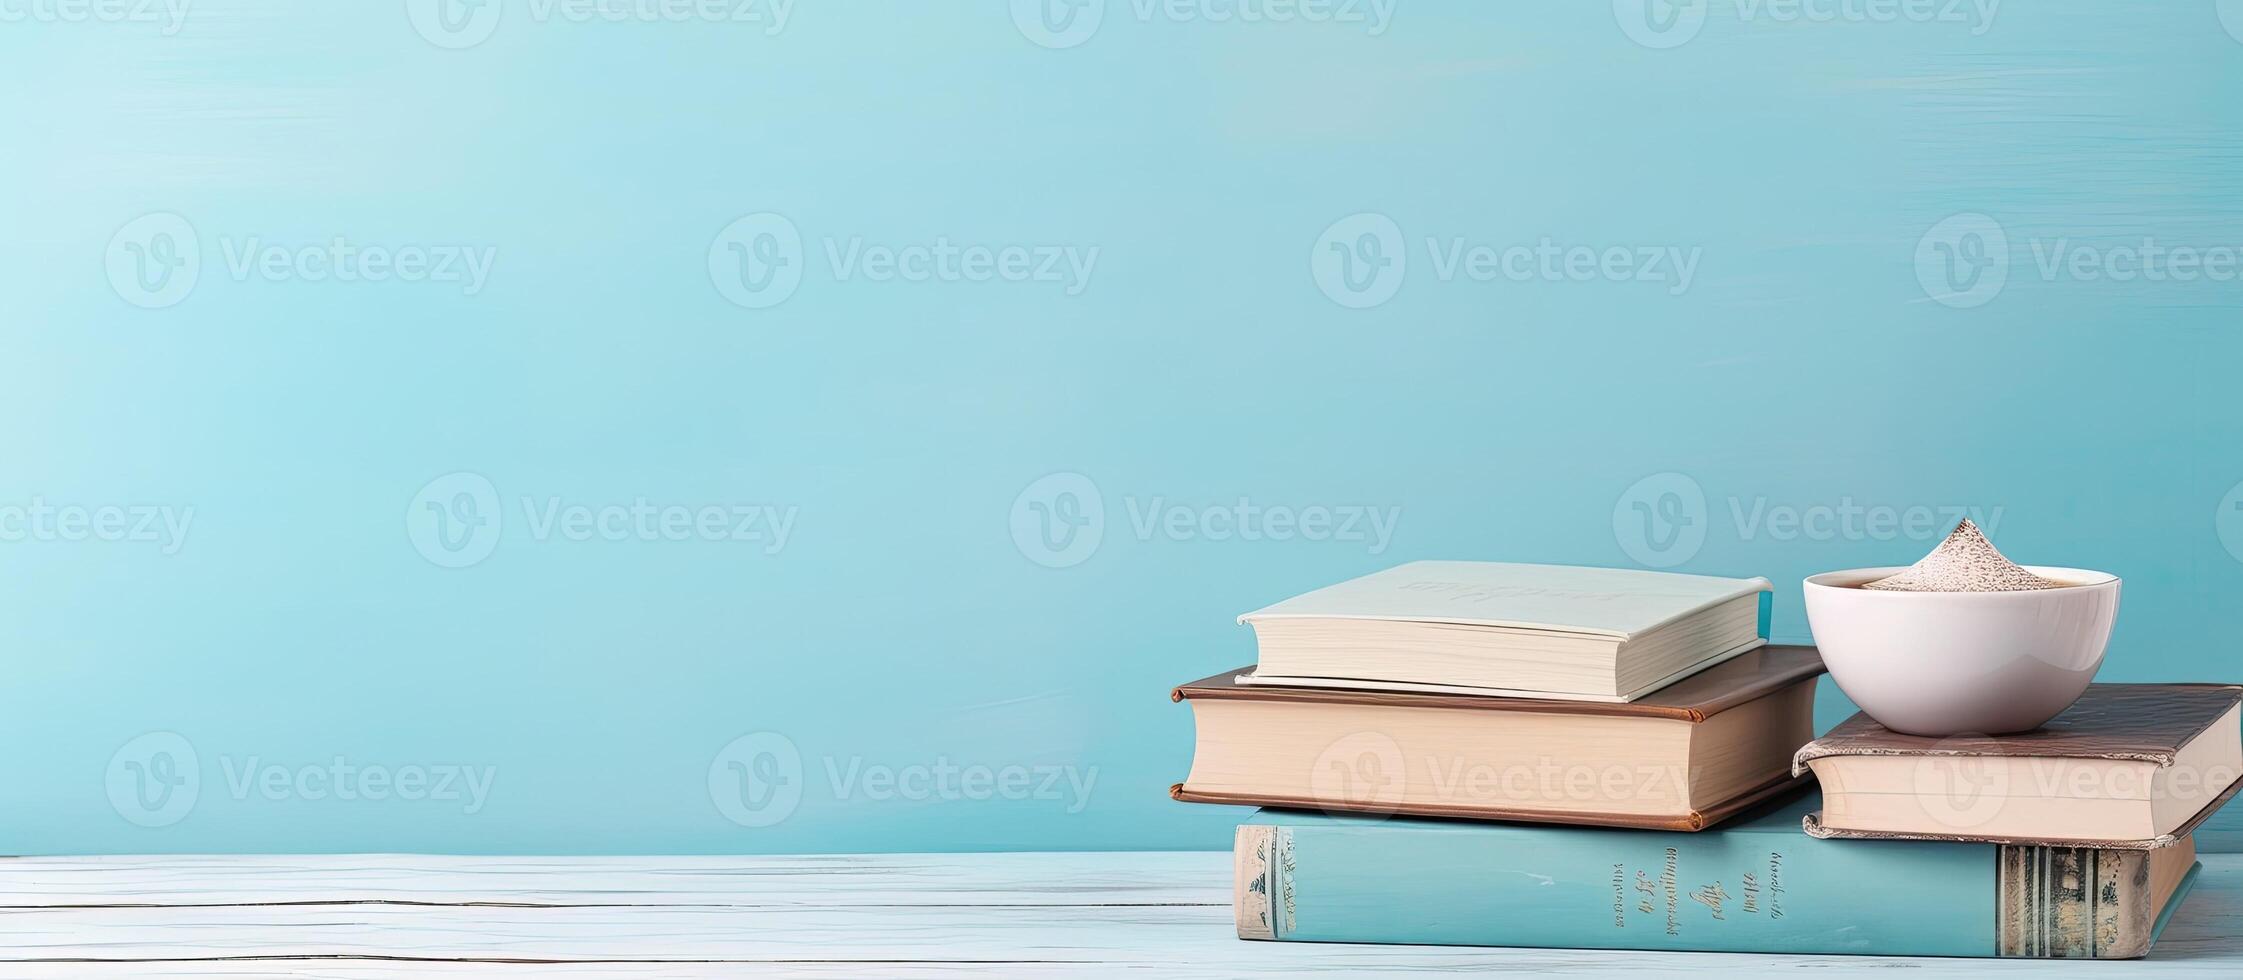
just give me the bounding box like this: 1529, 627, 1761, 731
1801, 566, 2119, 736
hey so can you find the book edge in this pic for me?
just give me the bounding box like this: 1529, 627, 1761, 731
1174, 771, 1810, 832
1795, 730, 2243, 844
1234, 824, 1279, 941
2146, 860, 2203, 955
1236, 564, 1773, 639
1792, 686, 2243, 772
1235, 637, 1766, 704
1173, 645, 1822, 722
1801, 809, 2198, 850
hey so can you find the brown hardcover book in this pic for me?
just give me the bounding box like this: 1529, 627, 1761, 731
1793, 684, 2243, 848
1170, 644, 1825, 830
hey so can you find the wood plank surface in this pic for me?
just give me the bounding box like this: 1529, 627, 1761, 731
0, 852, 2231, 977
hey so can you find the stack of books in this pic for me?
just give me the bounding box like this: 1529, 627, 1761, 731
1170, 561, 2241, 959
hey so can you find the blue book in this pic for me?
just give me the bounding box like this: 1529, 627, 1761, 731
1236, 792, 2200, 959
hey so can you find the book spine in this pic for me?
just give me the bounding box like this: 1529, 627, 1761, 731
1997, 846, 2152, 958
1233, 818, 2168, 957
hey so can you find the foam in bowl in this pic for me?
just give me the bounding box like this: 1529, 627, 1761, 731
1861, 518, 2062, 592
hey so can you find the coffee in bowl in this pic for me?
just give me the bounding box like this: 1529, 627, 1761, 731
1803, 521, 2119, 736
1858, 518, 2059, 592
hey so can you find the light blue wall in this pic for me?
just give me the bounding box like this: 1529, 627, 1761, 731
3, 2, 2240, 854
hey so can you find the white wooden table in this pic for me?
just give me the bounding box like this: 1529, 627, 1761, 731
0, 852, 2234, 977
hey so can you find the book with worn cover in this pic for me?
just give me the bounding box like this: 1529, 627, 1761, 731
1794, 685, 2243, 847
1237, 561, 1773, 701
1235, 791, 2202, 958
1172, 645, 1824, 830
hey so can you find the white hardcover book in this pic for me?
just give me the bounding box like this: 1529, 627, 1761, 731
1237, 561, 1772, 701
